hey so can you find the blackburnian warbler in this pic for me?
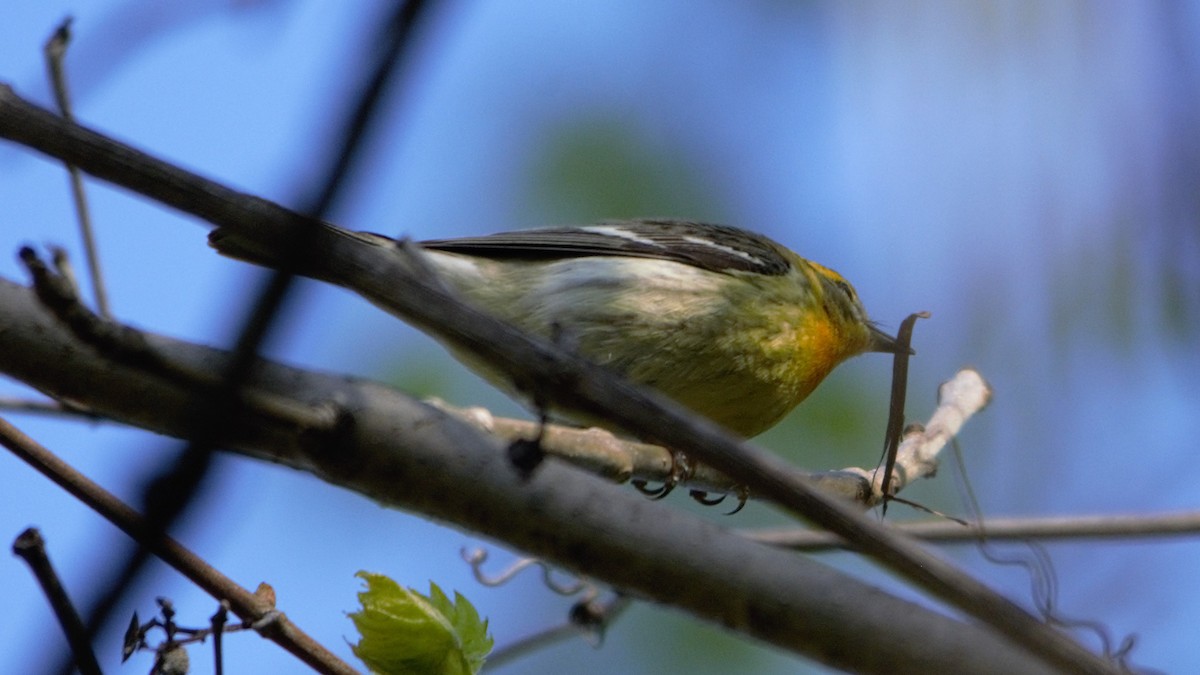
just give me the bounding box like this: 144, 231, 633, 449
210, 219, 905, 437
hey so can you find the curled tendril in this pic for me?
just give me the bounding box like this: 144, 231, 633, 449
461, 547, 597, 599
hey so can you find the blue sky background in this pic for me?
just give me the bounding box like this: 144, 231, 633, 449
2, 2, 1199, 673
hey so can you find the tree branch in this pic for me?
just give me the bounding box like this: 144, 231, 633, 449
430, 365, 992, 506
0, 420, 357, 675
749, 511, 1200, 551
0, 275, 1055, 675
0, 83, 1118, 674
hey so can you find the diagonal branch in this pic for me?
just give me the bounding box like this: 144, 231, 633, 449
0, 275, 1058, 675
0, 84, 1119, 674
0, 419, 357, 675
432, 366, 992, 506
749, 511, 1200, 551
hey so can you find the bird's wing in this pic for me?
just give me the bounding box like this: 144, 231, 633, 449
419, 219, 793, 276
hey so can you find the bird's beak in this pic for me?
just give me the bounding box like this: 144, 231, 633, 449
868, 324, 915, 355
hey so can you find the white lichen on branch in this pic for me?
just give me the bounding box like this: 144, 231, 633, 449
431, 367, 992, 508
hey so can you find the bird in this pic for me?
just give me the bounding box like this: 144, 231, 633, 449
210, 218, 905, 438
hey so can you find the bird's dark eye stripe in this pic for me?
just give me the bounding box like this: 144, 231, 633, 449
835, 279, 855, 298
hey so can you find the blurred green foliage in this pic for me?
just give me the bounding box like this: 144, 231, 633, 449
523, 118, 723, 224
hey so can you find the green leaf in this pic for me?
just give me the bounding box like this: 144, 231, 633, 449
349, 572, 493, 675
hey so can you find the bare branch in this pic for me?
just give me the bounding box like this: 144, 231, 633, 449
486, 594, 631, 670
0, 275, 1063, 675
0, 85, 1118, 674
0, 417, 357, 674
43, 19, 111, 317
433, 385, 995, 507
750, 511, 1200, 551
844, 368, 992, 506
12, 528, 102, 675
0, 396, 102, 420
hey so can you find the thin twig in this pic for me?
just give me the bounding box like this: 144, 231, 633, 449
0, 396, 102, 419
486, 595, 631, 670
0, 416, 358, 675
43, 18, 110, 318
18, 246, 345, 442
12, 528, 103, 675
747, 510, 1200, 551
842, 368, 993, 506
212, 602, 229, 675
879, 311, 928, 509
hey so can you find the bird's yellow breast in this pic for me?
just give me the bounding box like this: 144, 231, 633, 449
430, 251, 870, 437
